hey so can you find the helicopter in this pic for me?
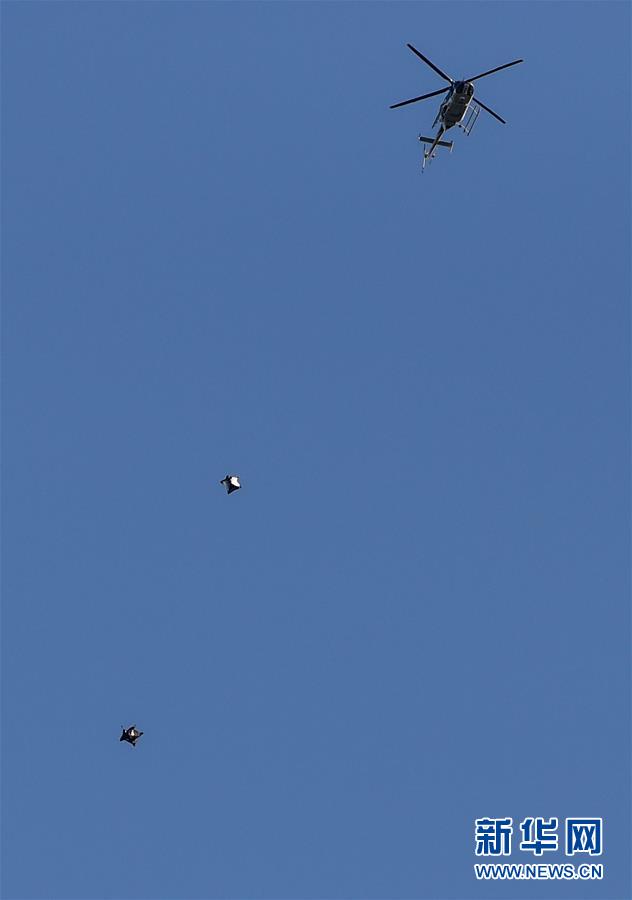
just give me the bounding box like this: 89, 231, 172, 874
390, 44, 523, 168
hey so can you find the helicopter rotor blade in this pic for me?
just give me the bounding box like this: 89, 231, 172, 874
390, 87, 450, 109
406, 44, 453, 83
471, 98, 507, 124
466, 59, 523, 82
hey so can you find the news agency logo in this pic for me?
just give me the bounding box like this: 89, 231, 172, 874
474, 817, 603, 857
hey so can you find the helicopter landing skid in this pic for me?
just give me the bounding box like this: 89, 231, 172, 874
458, 104, 480, 136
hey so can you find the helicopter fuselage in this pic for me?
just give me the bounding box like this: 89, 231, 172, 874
436, 81, 475, 129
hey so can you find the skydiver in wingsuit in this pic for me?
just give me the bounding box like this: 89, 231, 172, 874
119, 725, 143, 747
220, 474, 241, 494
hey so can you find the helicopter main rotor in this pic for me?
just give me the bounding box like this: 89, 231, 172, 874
390, 44, 523, 123
390, 87, 449, 110
405, 43, 453, 83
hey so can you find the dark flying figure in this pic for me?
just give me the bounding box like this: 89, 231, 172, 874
120, 725, 143, 747
220, 474, 241, 494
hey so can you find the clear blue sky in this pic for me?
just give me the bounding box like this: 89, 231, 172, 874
2, 3, 630, 899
